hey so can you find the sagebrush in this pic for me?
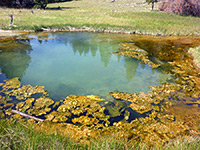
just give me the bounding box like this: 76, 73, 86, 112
158, 0, 200, 17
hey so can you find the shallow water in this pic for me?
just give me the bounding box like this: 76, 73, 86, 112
0, 32, 172, 101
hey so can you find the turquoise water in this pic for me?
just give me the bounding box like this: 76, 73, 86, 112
0, 32, 172, 101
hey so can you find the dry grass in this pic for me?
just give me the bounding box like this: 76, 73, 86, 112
188, 46, 200, 68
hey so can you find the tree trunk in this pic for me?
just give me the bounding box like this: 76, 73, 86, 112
9, 13, 13, 26
152, 0, 155, 11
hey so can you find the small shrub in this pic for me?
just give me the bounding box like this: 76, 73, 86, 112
158, 0, 200, 17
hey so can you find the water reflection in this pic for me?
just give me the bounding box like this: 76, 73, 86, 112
124, 57, 139, 81
0, 38, 32, 80
53, 33, 146, 81
0, 33, 172, 100
54, 33, 121, 68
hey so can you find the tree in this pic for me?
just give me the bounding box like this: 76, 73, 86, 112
146, 0, 159, 11
0, 0, 35, 8
0, 0, 73, 8
34, 0, 48, 9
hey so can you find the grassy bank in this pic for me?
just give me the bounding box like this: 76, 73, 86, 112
0, 119, 138, 150
0, 119, 78, 149
0, 0, 200, 35
0, 119, 200, 150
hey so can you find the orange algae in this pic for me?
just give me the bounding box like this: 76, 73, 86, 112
113, 36, 200, 68
166, 101, 200, 132
132, 36, 200, 61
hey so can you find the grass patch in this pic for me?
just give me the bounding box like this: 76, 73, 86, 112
0, 119, 83, 150
0, 119, 200, 150
0, 119, 135, 150
164, 136, 200, 150
0, 0, 199, 35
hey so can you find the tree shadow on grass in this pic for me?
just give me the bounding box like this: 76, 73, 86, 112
46, 6, 78, 10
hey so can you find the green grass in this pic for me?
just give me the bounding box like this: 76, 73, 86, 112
1, 119, 200, 150
0, 119, 132, 150
164, 136, 200, 150
0, 0, 199, 35
0, 119, 83, 150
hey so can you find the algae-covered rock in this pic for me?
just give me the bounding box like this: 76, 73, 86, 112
46, 113, 55, 121
112, 43, 161, 68
16, 102, 25, 110
29, 97, 54, 116
15, 96, 54, 117
45, 110, 71, 122
4, 84, 47, 100
53, 95, 110, 125
63, 95, 104, 116
3, 103, 14, 109
34, 97, 54, 108
52, 101, 60, 109
17, 98, 35, 112
0, 95, 6, 105
109, 91, 161, 114
1, 78, 20, 91
113, 49, 160, 68
57, 104, 71, 112
0, 110, 5, 118
72, 116, 99, 126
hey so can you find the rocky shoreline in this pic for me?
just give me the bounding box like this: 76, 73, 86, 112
1, 25, 200, 38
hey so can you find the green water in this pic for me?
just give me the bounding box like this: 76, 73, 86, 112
0, 32, 172, 101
